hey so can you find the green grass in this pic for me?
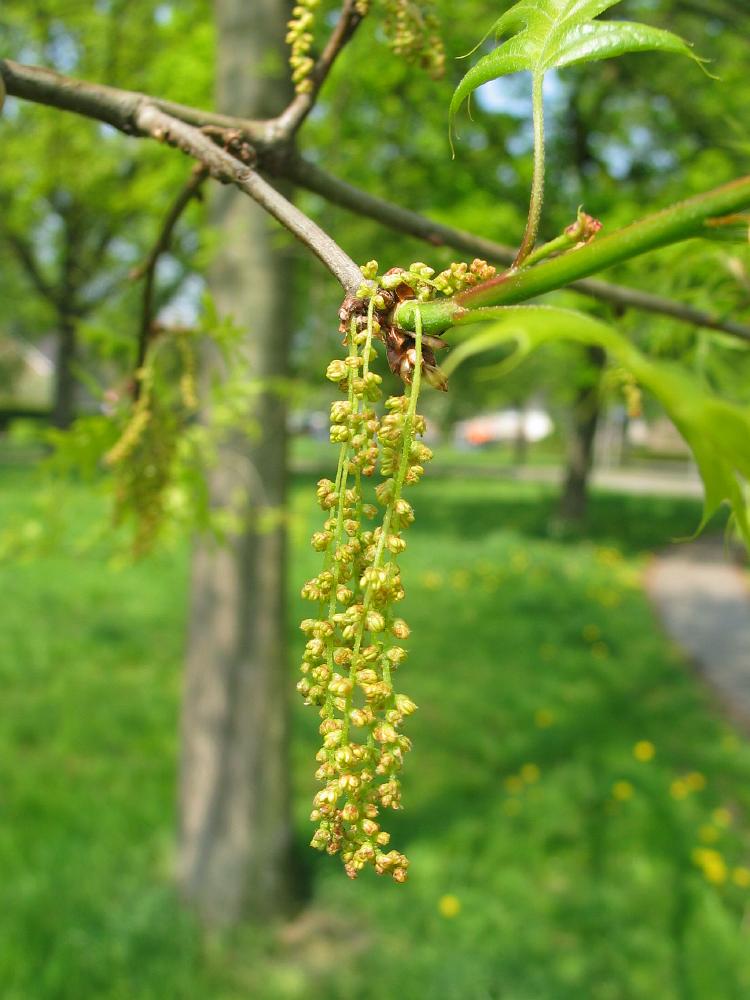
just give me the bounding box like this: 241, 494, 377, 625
1, 468, 749, 999
291, 432, 564, 472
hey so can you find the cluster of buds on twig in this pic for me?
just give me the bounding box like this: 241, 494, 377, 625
298, 291, 432, 881
286, 0, 445, 96
433, 257, 497, 295
340, 258, 497, 392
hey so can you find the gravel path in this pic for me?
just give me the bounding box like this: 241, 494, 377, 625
646, 538, 750, 726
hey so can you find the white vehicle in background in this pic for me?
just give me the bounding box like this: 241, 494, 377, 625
453, 408, 553, 449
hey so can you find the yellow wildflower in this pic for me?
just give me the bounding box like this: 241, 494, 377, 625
612, 780, 634, 801
521, 763, 540, 784
633, 740, 655, 763
438, 894, 461, 918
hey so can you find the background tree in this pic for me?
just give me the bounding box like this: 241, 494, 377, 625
178, 0, 298, 925
0, 1, 210, 426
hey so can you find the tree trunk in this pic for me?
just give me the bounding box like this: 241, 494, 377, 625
52, 312, 77, 428
558, 346, 605, 522
178, 0, 298, 926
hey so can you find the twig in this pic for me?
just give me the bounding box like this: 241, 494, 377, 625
285, 156, 750, 343
132, 163, 208, 397
273, 0, 366, 137
133, 105, 364, 293
0, 59, 272, 147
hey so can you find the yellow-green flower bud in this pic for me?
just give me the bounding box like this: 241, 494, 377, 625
366, 610, 386, 633
391, 619, 410, 640
326, 359, 348, 382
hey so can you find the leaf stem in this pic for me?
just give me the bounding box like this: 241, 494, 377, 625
393, 175, 750, 334
514, 73, 546, 268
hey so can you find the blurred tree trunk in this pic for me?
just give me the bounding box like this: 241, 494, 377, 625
178, 0, 298, 926
52, 310, 77, 428
558, 346, 605, 522
556, 87, 606, 522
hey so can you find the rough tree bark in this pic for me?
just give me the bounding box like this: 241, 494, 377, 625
558, 345, 606, 522
178, 0, 298, 926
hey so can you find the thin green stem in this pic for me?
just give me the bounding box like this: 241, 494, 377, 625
342, 309, 424, 743
322, 321, 359, 719
520, 229, 574, 269
514, 73, 546, 268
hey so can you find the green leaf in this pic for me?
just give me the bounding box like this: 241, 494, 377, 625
450, 0, 703, 136
443, 305, 750, 547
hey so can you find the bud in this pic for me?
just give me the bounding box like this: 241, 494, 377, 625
310, 531, 332, 552
373, 723, 398, 744
349, 706, 374, 727
329, 400, 352, 423
395, 693, 418, 716
366, 610, 386, 633
326, 359, 348, 382
338, 773, 360, 792
333, 645, 352, 666
386, 646, 407, 666
329, 675, 353, 696
341, 802, 360, 822
565, 208, 603, 245
391, 618, 410, 640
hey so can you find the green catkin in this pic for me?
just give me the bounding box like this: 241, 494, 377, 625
106, 331, 198, 556
298, 301, 429, 882
286, 0, 319, 94
286, 0, 445, 96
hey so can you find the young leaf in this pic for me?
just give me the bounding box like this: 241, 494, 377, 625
443, 305, 750, 547
450, 0, 703, 136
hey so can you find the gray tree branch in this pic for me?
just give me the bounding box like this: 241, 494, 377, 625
0, 59, 273, 146
133, 104, 364, 293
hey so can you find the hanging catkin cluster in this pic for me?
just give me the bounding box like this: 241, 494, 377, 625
105, 330, 198, 556
286, 0, 445, 95
299, 257, 495, 879
298, 282, 431, 882
381, 0, 445, 79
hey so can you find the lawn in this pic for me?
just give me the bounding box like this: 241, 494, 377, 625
1, 465, 749, 999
